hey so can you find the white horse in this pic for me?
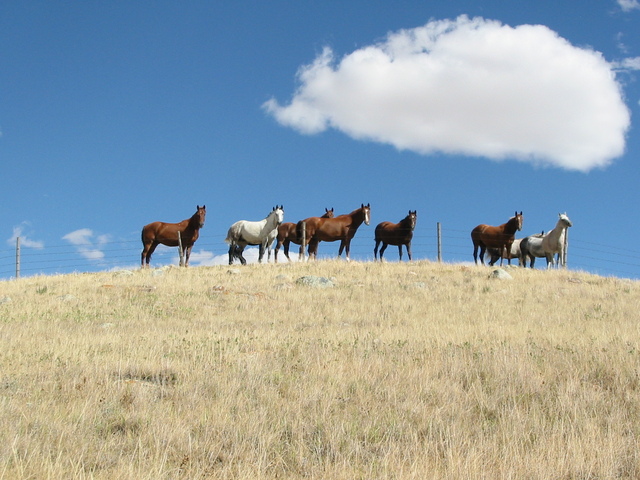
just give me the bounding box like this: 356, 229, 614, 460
520, 213, 573, 269
225, 206, 284, 265
487, 238, 524, 267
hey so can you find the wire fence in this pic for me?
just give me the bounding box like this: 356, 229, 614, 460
1, 225, 639, 280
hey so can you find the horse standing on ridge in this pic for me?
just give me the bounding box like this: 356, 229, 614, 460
141, 205, 206, 268
471, 211, 523, 266
274, 208, 334, 263
297, 204, 371, 261
225, 206, 284, 265
374, 210, 417, 261
520, 213, 573, 268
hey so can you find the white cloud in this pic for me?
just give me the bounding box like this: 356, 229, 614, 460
62, 228, 108, 261
264, 16, 630, 172
189, 247, 292, 266
7, 223, 44, 249
615, 56, 640, 70
618, 0, 640, 11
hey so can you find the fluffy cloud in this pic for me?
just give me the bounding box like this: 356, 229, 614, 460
264, 16, 630, 172
189, 247, 290, 266
617, 0, 640, 12
7, 224, 44, 249
62, 228, 109, 260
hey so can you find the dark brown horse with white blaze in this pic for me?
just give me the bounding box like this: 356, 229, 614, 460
297, 204, 371, 261
471, 211, 523, 266
274, 208, 334, 263
374, 210, 417, 261
141, 205, 206, 268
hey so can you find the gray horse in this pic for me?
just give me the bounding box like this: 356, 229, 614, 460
520, 213, 573, 268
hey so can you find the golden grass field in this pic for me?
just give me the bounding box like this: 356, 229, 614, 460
1, 260, 639, 479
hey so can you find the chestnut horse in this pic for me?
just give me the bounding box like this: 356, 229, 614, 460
297, 204, 370, 261
374, 210, 417, 261
471, 211, 523, 266
141, 205, 206, 268
274, 208, 334, 263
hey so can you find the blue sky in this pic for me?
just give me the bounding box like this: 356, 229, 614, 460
1, 1, 639, 279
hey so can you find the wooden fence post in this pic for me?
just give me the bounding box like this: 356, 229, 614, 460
301, 222, 306, 261
177, 231, 184, 267
563, 229, 569, 268
16, 237, 20, 279
437, 222, 442, 263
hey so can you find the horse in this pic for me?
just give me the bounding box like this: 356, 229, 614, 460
487, 238, 524, 267
296, 203, 371, 261
487, 231, 548, 267
225, 206, 284, 265
374, 210, 417, 261
520, 213, 573, 269
141, 205, 206, 268
274, 208, 334, 263
471, 211, 523, 266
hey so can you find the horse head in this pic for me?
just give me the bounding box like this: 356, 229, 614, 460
514, 211, 523, 231
194, 205, 206, 228
361, 203, 371, 225
272, 205, 284, 226
558, 212, 573, 228
408, 210, 417, 231
323, 208, 335, 218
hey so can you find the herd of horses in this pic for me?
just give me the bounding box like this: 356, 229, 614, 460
471, 211, 573, 269
141, 205, 572, 269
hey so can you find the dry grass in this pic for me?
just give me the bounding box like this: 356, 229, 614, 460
1, 260, 640, 479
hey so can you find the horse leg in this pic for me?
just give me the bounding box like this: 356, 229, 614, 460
142, 241, 159, 268
374, 239, 380, 260
184, 245, 192, 266
378, 242, 388, 261
407, 242, 412, 261
258, 243, 265, 263
341, 239, 352, 261
479, 245, 487, 266
473, 243, 479, 265
283, 240, 291, 262
546, 253, 554, 269
237, 246, 247, 265
308, 240, 318, 260
397, 245, 403, 261
228, 243, 236, 265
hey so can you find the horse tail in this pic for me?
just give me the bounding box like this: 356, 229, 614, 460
295, 220, 305, 243
224, 224, 238, 245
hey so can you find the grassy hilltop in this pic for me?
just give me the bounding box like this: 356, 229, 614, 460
1, 260, 640, 479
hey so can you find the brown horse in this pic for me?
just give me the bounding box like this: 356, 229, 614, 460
297, 204, 371, 261
471, 211, 523, 266
141, 205, 206, 268
374, 210, 417, 261
274, 208, 334, 263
